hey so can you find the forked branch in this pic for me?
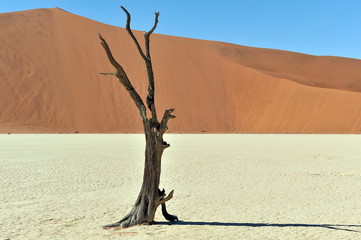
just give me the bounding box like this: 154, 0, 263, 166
120, 6, 159, 124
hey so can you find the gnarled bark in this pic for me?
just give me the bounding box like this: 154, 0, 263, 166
99, 6, 178, 229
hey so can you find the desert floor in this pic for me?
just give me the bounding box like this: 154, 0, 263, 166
1, 134, 361, 240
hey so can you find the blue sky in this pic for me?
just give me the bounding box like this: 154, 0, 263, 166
1, 0, 361, 59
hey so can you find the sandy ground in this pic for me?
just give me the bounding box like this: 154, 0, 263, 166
1, 134, 361, 240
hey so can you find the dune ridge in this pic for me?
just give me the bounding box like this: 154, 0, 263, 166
1, 8, 361, 133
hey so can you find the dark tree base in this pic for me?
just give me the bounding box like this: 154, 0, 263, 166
102, 188, 178, 229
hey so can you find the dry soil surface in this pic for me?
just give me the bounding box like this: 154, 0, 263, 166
1, 134, 361, 239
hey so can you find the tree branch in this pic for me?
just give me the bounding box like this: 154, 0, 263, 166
99, 34, 123, 71
99, 72, 116, 76
144, 12, 160, 59
99, 34, 147, 120
144, 12, 160, 124
120, 6, 160, 124
157, 189, 174, 205
120, 6, 148, 61
159, 108, 176, 135
158, 188, 178, 222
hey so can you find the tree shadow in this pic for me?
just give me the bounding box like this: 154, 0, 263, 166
155, 221, 361, 232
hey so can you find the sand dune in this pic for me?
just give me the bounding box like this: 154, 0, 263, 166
1, 8, 361, 133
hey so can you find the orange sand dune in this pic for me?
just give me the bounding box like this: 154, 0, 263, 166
1, 8, 361, 133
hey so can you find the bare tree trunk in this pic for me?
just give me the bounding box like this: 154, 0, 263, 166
104, 120, 177, 228
99, 6, 178, 229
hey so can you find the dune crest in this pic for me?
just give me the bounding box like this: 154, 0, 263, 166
1, 8, 361, 133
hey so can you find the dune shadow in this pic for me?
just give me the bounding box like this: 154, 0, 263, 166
155, 221, 361, 232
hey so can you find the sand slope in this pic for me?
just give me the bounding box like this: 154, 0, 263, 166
1, 8, 361, 133
1, 134, 361, 239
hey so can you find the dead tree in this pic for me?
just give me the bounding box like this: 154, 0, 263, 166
99, 6, 178, 228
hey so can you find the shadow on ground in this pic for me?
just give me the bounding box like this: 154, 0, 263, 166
155, 221, 361, 232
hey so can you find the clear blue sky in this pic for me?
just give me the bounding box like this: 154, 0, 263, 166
1, 0, 361, 59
